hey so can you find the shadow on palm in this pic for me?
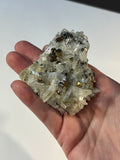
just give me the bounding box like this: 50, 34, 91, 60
58, 72, 120, 159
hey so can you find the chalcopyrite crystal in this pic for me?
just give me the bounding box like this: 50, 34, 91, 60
19, 29, 99, 115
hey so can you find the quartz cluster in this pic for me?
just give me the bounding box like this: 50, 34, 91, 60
19, 29, 99, 115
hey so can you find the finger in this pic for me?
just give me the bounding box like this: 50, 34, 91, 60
6, 51, 32, 74
42, 45, 48, 52
11, 80, 63, 139
15, 41, 43, 62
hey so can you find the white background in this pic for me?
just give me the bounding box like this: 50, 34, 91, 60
0, 0, 120, 160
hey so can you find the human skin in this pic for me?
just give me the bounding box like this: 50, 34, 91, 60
6, 41, 120, 160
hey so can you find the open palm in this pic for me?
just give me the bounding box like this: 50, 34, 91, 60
6, 41, 120, 160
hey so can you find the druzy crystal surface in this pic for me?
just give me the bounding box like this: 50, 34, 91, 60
19, 29, 99, 115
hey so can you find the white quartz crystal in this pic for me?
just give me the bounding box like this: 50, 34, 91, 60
19, 29, 99, 115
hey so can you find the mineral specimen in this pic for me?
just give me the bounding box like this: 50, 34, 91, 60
19, 29, 99, 116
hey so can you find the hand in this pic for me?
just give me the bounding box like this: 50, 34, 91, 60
6, 41, 120, 160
